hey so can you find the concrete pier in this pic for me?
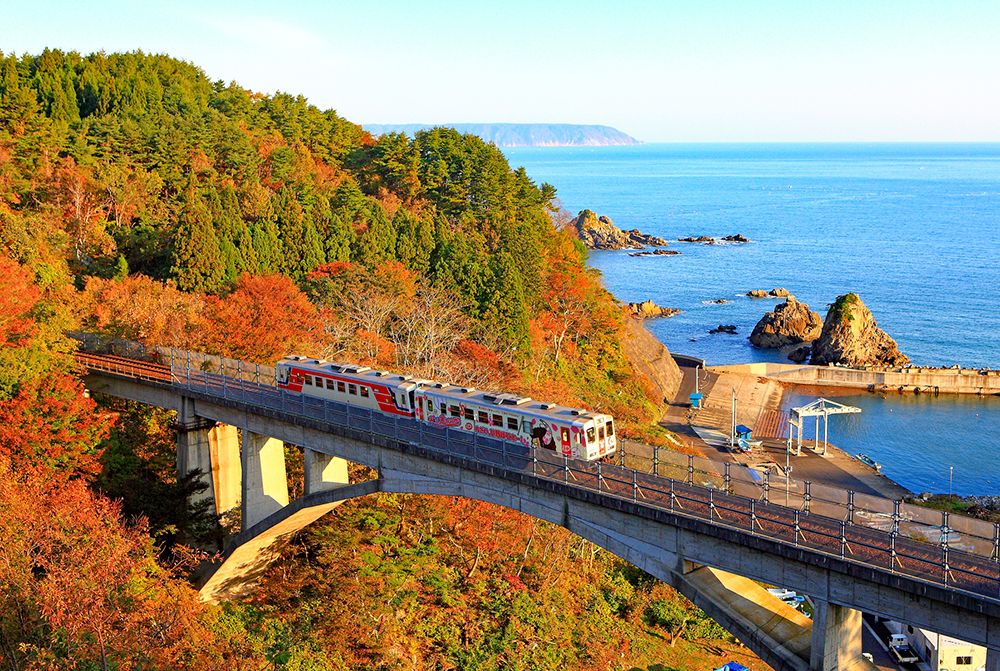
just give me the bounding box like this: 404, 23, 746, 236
304, 448, 349, 494
810, 600, 863, 671
176, 409, 241, 514
242, 433, 289, 529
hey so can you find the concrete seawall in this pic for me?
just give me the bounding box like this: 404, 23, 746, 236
710, 363, 1000, 396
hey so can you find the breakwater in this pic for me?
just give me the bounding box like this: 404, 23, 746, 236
711, 363, 1000, 396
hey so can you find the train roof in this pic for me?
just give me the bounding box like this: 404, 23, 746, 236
279, 356, 611, 423
278, 356, 422, 390
419, 384, 610, 424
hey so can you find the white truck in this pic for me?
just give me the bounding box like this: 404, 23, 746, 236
888, 633, 919, 664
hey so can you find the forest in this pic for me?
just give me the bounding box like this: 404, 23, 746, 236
0, 49, 761, 670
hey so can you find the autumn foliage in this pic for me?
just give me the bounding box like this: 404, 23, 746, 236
203, 273, 326, 362
0, 372, 115, 486
0, 254, 41, 348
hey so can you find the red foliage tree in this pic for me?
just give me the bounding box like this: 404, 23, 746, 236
0, 373, 115, 485
0, 253, 41, 348
0, 461, 243, 671
204, 273, 325, 362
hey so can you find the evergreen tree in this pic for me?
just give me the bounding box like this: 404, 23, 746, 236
353, 203, 396, 267
393, 209, 434, 275
171, 190, 224, 293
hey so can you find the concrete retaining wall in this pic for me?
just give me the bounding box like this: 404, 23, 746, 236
710, 363, 1000, 396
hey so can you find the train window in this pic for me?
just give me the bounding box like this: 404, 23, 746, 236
427, 399, 435, 412
587, 427, 596, 443
606, 421, 615, 437
304, 375, 313, 386
348, 384, 357, 395
492, 414, 502, 426
449, 405, 460, 417
360, 387, 369, 398
337, 381, 346, 392
325, 379, 335, 390
464, 408, 474, 420
478, 411, 488, 424
598, 426, 605, 441
506, 417, 518, 431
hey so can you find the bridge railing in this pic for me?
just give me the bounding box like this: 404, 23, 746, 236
614, 439, 1000, 563
75, 335, 1000, 570
167, 363, 1000, 603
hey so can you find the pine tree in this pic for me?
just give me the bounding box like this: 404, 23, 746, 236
171, 190, 224, 293
353, 203, 396, 267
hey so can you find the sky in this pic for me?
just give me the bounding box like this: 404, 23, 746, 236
4, 0, 1000, 142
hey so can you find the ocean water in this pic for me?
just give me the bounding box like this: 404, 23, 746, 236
505, 144, 1000, 495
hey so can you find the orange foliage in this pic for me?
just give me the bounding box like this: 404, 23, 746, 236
0, 462, 239, 671
204, 273, 325, 362
81, 275, 209, 349
0, 373, 116, 486
0, 254, 41, 347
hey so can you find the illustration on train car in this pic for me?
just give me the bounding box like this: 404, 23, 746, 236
275, 356, 616, 461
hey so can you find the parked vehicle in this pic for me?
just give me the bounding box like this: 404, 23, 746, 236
888, 633, 920, 664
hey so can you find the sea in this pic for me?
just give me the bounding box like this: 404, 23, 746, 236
505, 144, 1000, 496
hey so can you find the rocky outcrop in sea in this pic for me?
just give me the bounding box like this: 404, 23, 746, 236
626, 300, 681, 319
746, 288, 791, 298
810, 293, 910, 367
571, 209, 667, 250
677, 234, 750, 244
749, 296, 824, 349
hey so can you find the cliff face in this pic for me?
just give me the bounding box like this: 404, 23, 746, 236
570, 209, 667, 250
620, 319, 682, 404
749, 296, 823, 349
810, 293, 910, 367
364, 123, 640, 147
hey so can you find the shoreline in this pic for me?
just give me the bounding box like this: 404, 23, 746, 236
665, 357, 914, 501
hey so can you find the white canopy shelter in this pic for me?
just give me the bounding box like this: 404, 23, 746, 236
787, 398, 862, 455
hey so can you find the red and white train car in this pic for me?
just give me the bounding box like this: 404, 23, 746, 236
275, 356, 617, 461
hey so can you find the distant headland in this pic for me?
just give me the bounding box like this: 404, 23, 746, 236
364, 123, 641, 147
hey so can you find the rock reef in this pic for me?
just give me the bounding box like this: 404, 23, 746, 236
809, 293, 910, 367
628, 249, 680, 257
571, 209, 667, 250
709, 324, 738, 334
677, 234, 750, 244
626, 300, 681, 320
746, 288, 791, 298
749, 296, 824, 349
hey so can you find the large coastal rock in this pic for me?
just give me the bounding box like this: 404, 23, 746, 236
571, 209, 667, 249
749, 296, 823, 349
626, 300, 681, 319
810, 293, 910, 367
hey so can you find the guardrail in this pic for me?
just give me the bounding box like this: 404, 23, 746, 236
77, 350, 1000, 603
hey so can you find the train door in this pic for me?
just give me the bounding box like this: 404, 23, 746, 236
560, 425, 571, 456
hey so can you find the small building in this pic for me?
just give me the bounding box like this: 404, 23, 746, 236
735, 424, 753, 440
912, 628, 986, 671
889, 622, 987, 671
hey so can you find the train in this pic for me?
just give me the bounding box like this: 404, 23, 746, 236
275, 355, 617, 461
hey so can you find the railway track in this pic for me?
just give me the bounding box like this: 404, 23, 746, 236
76, 351, 1000, 603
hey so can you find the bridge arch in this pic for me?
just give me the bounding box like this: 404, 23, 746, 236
201, 459, 815, 671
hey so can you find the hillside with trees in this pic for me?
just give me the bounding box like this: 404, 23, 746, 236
0, 49, 762, 670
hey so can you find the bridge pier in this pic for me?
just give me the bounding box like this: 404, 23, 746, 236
176, 400, 241, 515
988, 649, 1000, 671
809, 599, 863, 671
242, 432, 289, 530
305, 448, 349, 494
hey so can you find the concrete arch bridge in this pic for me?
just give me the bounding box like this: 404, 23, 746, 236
76, 351, 1000, 671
